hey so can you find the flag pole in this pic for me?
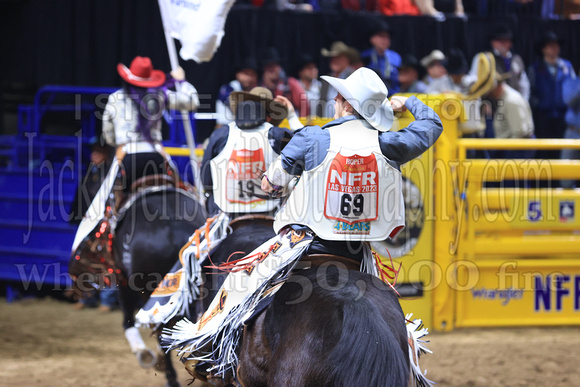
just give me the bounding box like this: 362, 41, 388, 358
162, 28, 205, 206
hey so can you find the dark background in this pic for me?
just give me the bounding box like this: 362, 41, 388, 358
1, 0, 579, 142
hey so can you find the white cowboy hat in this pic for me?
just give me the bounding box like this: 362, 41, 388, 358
321, 67, 394, 132
420, 50, 446, 68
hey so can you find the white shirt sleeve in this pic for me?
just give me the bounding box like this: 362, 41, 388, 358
167, 81, 199, 111
101, 94, 117, 147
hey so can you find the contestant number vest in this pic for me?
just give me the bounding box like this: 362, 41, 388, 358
210, 123, 279, 214
274, 120, 405, 241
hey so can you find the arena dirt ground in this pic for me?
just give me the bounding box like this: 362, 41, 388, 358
1, 296, 579, 387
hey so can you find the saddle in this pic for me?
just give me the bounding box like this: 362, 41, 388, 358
130, 173, 176, 192
113, 173, 178, 215
70, 173, 181, 294
228, 214, 275, 231
297, 254, 361, 271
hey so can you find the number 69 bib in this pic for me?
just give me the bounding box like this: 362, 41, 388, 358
324, 154, 378, 224
273, 120, 404, 241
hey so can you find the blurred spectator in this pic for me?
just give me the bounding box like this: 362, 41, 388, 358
461, 52, 495, 138
445, 48, 475, 94
70, 138, 114, 225
70, 137, 118, 312
360, 21, 401, 94
378, 0, 420, 15
216, 57, 259, 126
398, 54, 428, 93
414, 0, 464, 19
543, 0, 580, 19
421, 50, 453, 93
75, 285, 118, 312
473, 24, 530, 100
275, 0, 319, 11
317, 41, 358, 117
472, 52, 535, 157
342, 0, 378, 11
528, 31, 576, 142
258, 47, 308, 117
489, 75, 535, 144
434, 0, 464, 15
253, 0, 320, 11
561, 75, 580, 188
288, 53, 319, 116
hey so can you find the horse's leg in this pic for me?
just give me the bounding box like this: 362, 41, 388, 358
237, 312, 270, 387
118, 284, 158, 368
154, 333, 180, 387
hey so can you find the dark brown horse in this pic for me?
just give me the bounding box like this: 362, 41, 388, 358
236, 265, 410, 386
190, 224, 411, 386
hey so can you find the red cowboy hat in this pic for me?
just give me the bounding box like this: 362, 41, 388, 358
117, 56, 166, 88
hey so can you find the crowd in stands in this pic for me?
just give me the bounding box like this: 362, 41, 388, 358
213, 20, 578, 185
233, 0, 580, 19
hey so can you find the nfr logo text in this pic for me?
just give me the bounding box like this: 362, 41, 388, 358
534, 274, 580, 311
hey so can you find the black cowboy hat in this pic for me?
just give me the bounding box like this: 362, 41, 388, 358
445, 48, 468, 75
399, 54, 424, 79
259, 47, 282, 69
367, 19, 391, 40
537, 31, 562, 48
233, 56, 259, 74
400, 54, 422, 72
293, 53, 316, 77
535, 31, 563, 55
489, 23, 513, 41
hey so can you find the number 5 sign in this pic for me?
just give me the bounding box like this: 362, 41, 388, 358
324, 154, 379, 224
527, 200, 542, 222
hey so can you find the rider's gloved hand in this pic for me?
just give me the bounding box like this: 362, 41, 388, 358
261, 174, 284, 198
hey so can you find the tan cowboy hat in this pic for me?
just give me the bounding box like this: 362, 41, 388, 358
321, 41, 359, 64
321, 67, 394, 132
420, 50, 446, 68
117, 56, 166, 88
467, 52, 506, 99
229, 87, 288, 126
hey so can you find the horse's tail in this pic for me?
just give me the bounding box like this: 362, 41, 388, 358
328, 290, 410, 386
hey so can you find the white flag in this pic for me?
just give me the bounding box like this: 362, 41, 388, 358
158, 0, 236, 63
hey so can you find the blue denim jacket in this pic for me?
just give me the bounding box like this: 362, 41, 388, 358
529, 58, 576, 118
279, 96, 443, 176
563, 77, 580, 128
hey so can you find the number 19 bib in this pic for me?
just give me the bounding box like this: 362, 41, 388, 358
210, 123, 279, 214
324, 154, 378, 224
226, 149, 265, 204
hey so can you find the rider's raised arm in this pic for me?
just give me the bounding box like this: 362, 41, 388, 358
274, 95, 303, 131
166, 68, 200, 112
378, 95, 443, 165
